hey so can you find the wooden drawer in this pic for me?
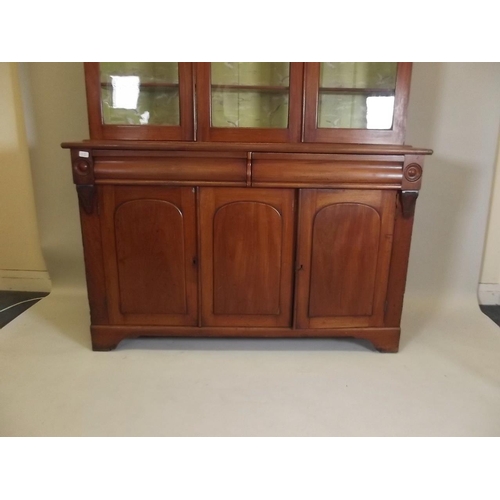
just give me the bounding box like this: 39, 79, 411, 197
94, 151, 248, 186
252, 153, 404, 189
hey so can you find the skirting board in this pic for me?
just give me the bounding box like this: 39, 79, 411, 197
478, 283, 500, 305
0, 269, 51, 292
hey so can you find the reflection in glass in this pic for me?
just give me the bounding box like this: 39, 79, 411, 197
110, 76, 140, 109
366, 96, 395, 129
211, 63, 290, 128
100, 62, 180, 126
317, 62, 398, 130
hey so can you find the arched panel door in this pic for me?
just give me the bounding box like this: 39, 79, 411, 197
200, 188, 295, 327
100, 186, 198, 326
295, 189, 396, 329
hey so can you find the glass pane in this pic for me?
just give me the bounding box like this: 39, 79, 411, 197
100, 62, 180, 126
211, 62, 290, 128
318, 62, 397, 130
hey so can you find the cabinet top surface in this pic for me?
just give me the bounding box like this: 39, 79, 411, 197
61, 140, 432, 156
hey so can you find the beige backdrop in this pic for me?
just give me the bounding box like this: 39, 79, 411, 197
0, 63, 49, 291
479, 139, 500, 303
405, 63, 500, 301
19, 63, 88, 291
17, 63, 500, 303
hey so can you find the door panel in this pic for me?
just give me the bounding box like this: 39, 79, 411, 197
85, 62, 194, 141
303, 62, 412, 144
309, 203, 381, 317
295, 189, 396, 328
200, 188, 295, 327
101, 186, 198, 326
213, 201, 282, 316
115, 200, 187, 315
196, 62, 304, 143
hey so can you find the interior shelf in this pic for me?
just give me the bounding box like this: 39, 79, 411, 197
211, 84, 289, 93
319, 87, 395, 96
100, 82, 179, 89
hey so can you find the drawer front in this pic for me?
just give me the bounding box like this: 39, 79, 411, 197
95, 152, 248, 186
252, 153, 403, 189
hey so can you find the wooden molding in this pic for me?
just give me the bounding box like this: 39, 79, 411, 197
91, 324, 401, 352
62, 140, 433, 156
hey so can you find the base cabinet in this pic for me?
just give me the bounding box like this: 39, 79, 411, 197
89, 182, 406, 351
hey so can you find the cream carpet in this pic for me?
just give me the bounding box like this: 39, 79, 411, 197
1, 289, 499, 436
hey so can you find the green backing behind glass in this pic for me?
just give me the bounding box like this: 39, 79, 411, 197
211, 63, 290, 128
100, 62, 180, 126
318, 62, 397, 129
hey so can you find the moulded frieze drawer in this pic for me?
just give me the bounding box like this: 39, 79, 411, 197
251, 153, 404, 189
94, 153, 248, 186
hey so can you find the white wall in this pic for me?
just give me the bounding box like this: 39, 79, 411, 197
478, 138, 500, 304
18, 63, 500, 306
19, 63, 88, 291
405, 63, 500, 304
0, 63, 49, 291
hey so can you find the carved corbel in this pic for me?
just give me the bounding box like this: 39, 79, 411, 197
400, 154, 424, 219
71, 149, 97, 214
77, 185, 97, 215
401, 190, 419, 218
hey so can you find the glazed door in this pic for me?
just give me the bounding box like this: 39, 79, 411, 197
85, 62, 194, 141
100, 186, 198, 326
196, 62, 304, 143
303, 62, 412, 144
200, 188, 295, 327
295, 189, 396, 328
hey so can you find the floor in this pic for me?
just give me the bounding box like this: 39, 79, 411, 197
0, 291, 49, 328
1, 289, 500, 436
